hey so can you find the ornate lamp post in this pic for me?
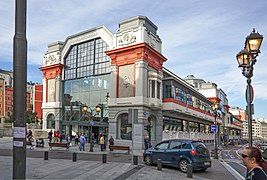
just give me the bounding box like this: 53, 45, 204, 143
236, 28, 263, 147
212, 103, 220, 159
82, 105, 94, 152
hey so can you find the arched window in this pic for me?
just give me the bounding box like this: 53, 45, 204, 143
117, 113, 132, 140
47, 114, 55, 129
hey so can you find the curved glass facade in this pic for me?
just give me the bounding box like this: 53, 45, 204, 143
62, 37, 110, 126
64, 38, 110, 80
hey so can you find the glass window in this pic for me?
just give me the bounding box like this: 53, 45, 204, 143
155, 141, 169, 150
119, 113, 132, 140
64, 38, 110, 80
163, 84, 172, 98
169, 141, 182, 149
47, 114, 55, 129
151, 80, 155, 98
181, 142, 192, 149
157, 81, 160, 99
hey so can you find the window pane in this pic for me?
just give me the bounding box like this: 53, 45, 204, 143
169, 141, 182, 149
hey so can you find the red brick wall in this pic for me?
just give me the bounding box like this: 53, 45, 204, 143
34, 84, 43, 120
0, 79, 5, 116
5, 88, 13, 116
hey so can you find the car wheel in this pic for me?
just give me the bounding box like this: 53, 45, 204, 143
144, 155, 153, 166
179, 159, 189, 173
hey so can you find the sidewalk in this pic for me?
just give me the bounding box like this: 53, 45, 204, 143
0, 156, 207, 180
0, 137, 237, 179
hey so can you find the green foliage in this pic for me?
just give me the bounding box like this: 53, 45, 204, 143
26, 111, 37, 124
4, 114, 13, 123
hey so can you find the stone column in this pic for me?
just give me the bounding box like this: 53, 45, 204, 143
135, 61, 148, 97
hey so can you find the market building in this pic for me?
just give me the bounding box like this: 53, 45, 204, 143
41, 16, 220, 153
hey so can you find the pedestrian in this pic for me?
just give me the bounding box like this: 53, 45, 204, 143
27, 130, 33, 142
66, 134, 71, 147
100, 134, 105, 151
59, 133, 63, 143
79, 133, 86, 151
242, 146, 267, 180
75, 134, 79, 146
54, 130, 59, 143
48, 130, 53, 143
109, 136, 114, 151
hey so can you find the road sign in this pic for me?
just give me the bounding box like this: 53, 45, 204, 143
211, 125, 217, 133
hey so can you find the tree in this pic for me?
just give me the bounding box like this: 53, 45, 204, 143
25, 111, 37, 124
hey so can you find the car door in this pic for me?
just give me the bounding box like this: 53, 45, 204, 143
151, 141, 169, 164
165, 140, 182, 165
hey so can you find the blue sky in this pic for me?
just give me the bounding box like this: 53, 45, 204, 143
0, 0, 267, 118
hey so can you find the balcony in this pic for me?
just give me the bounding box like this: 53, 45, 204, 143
163, 98, 217, 123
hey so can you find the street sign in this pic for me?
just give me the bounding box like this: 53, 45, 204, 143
211, 125, 217, 133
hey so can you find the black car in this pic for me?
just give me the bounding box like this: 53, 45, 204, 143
143, 139, 211, 172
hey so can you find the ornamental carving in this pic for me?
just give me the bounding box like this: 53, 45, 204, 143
44, 52, 60, 66
118, 33, 137, 46
135, 61, 147, 68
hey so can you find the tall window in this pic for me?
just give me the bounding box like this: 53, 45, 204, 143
117, 113, 132, 140
64, 38, 110, 80
47, 114, 55, 129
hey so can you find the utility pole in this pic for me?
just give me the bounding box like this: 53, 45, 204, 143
13, 0, 27, 179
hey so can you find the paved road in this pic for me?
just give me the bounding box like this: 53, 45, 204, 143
221, 146, 247, 179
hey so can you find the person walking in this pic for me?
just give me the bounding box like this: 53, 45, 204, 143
54, 130, 59, 143
66, 134, 71, 147
48, 130, 53, 143
79, 133, 86, 151
108, 136, 114, 151
242, 146, 267, 180
75, 134, 79, 146
100, 134, 105, 151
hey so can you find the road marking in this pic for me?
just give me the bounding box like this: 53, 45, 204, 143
219, 159, 244, 180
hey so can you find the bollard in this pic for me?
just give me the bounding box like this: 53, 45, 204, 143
73, 153, 77, 162
187, 164, 193, 178
133, 156, 138, 165
157, 159, 162, 171
102, 154, 107, 163
44, 151, 48, 160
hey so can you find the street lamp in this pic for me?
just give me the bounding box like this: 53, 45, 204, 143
236, 28, 263, 147
82, 105, 94, 152
212, 103, 220, 159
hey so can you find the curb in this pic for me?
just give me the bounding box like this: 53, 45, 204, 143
219, 159, 244, 180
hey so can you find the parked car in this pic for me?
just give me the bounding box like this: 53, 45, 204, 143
259, 143, 267, 151
143, 139, 211, 173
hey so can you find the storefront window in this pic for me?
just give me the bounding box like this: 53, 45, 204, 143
118, 113, 132, 140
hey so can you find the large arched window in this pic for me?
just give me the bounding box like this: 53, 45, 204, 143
117, 113, 132, 140
47, 114, 55, 129
64, 38, 110, 80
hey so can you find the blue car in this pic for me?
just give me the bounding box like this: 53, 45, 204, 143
143, 139, 211, 172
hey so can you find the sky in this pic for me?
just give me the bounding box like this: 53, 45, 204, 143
0, 0, 267, 118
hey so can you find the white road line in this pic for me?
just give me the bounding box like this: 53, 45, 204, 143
219, 159, 244, 180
